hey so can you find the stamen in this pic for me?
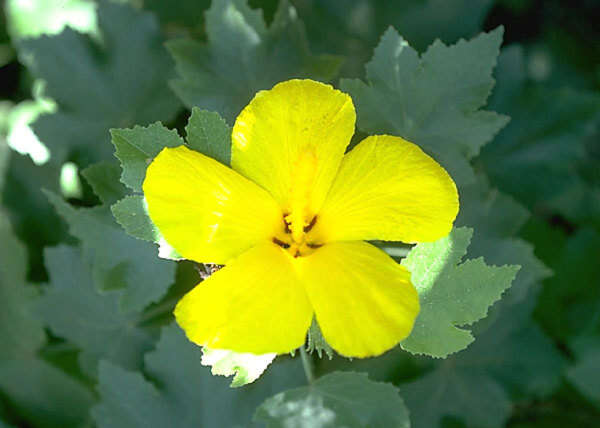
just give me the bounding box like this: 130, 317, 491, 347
306, 242, 322, 249
282, 214, 291, 234
304, 215, 317, 233
272, 237, 290, 249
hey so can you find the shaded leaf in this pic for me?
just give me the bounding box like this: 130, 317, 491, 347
0, 358, 94, 428
255, 371, 410, 428
168, 0, 342, 122
481, 45, 600, 223
92, 324, 306, 428
46, 191, 175, 312
341, 27, 508, 186
81, 160, 127, 205
402, 286, 565, 428
36, 245, 154, 375
0, 213, 45, 361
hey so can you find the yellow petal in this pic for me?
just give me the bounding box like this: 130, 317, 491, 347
298, 241, 419, 358
174, 243, 313, 354
231, 79, 356, 238
143, 145, 282, 264
313, 135, 459, 244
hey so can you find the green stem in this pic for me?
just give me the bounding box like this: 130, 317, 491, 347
299, 346, 314, 384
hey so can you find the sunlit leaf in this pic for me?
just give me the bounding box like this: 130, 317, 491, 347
201, 348, 276, 388
16, 1, 180, 164
401, 227, 520, 357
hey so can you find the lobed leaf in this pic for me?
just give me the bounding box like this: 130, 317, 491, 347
168, 0, 342, 122
46, 191, 175, 312
111, 123, 184, 192
0, 213, 45, 361
16, 1, 180, 164
402, 286, 566, 428
185, 107, 231, 165
341, 26, 508, 186
401, 227, 520, 357
92, 324, 306, 428
37, 245, 154, 375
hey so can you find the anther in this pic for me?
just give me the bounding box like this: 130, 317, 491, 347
304, 215, 317, 233
307, 242, 322, 249
272, 237, 290, 249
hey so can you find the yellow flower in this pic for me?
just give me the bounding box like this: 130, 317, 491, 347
143, 79, 459, 358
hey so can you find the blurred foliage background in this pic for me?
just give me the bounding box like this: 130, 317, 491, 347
0, 0, 599, 427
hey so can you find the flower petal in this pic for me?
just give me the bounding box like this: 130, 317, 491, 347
143, 145, 282, 264
231, 79, 356, 219
313, 135, 459, 244
174, 243, 313, 354
298, 241, 419, 357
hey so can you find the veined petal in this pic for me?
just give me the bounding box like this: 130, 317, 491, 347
313, 135, 459, 244
298, 241, 419, 358
231, 79, 356, 235
174, 243, 313, 354
143, 145, 282, 264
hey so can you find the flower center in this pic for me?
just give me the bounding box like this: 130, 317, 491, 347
270, 147, 325, 257
272, 214, 322, 257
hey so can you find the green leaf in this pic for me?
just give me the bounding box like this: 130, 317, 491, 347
201, 348, 276, 388
111, 195, 160, 243
401, 227, 520, 357
481, 46, 600, 223
168, 0, 342, 123
36, 245, 154, 375
255, 371, 410, 428
144, 0, 210, 30
0, 213, 94, 428
0, 418, 16, 428
458, 180, 551, 305
402, 286, 565, 428
534, 228, 600, 341
46, 191, 176, 312
567, 337, 600, 408
0, 213, 45, 361
92, 324, 306, 428
306, 318, 334, 360
295, 0, 494, 77
81, 160, 127, 205
185, 107, 231, 165
404, 362, 510, 428
0, 358, 94, 428
111, 122, 184, 192
341, 27, 508, 186
17, 1, 180, 164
